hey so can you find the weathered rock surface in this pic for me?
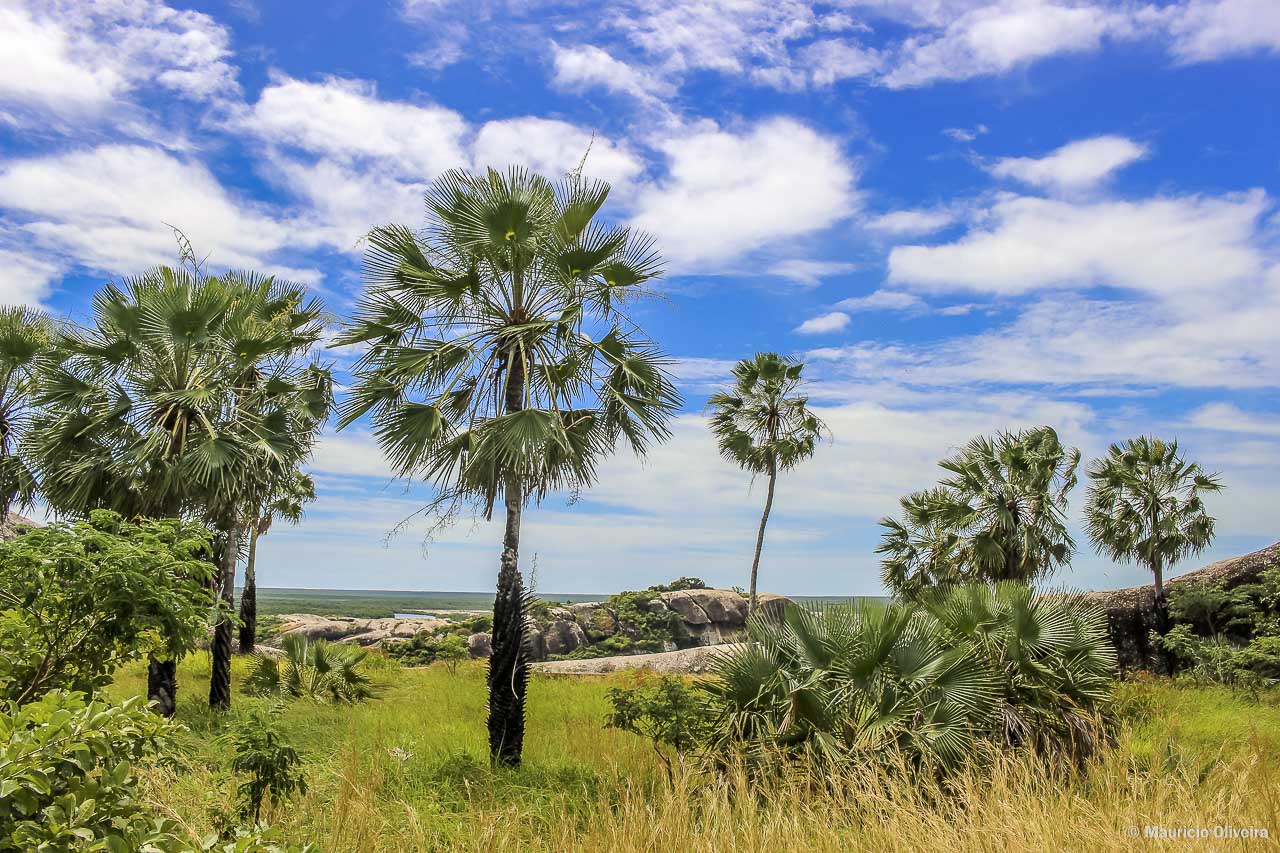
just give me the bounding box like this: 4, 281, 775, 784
274, 614, 449, 646
1083, 541, 1279, 671
531, 643, 745, 675
467, 632, 492, 658
1, 512, 39, 541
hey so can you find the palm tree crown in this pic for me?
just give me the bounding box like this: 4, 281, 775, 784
1084, 436, 1222, 606
879, 425, 1080, 598
707, 353, 825, 611
336, 167, 681, 511
0, 306, 55, 520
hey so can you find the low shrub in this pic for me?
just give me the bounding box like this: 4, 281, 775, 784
606, 673, 713, 784
225, 710, 307, 825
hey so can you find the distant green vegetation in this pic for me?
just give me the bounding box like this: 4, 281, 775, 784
252, 588, 604, 619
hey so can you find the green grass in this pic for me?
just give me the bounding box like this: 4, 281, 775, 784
110, 659, 1280, 851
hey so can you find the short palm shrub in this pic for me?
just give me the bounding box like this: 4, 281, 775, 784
706, 583, 1115, 772
244, 636, 376, 703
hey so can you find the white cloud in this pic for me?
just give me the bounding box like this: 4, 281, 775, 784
0, 145, 296, 276
1155, 0, 1280, 63
768, 259, 860, 286
550, 44, 671, 102
631, 118, 859, 267
883, 1, 1125, 88
943, 123, 990, 142
242, 76, 469, 177
1186, 402, 1280, 437
471, 117, 645, 191
987, 135, 1148, 192
834, 289, 926, 313
796, 38, 885, 86
0, 250, 62, 307
867, 207, 957, 236
795, 311, 852, 334
0, 0, 236, 120
889, 190, 1269, 298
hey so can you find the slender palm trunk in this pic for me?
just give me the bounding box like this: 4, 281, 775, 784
747, 462, 777, 616
238, 522, 260, 654
209, 520, 242, 710
147, 494, 185, 716
487, 342, 529, 767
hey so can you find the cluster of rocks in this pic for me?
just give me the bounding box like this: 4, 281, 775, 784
273, 614, 452, 647
267, 588, 789, 662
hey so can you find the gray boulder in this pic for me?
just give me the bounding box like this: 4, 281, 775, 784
543, 618, 588, 656
467, 632, 492, 658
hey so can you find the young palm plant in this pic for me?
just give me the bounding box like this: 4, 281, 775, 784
708, 353, 824, 613
878, 426, 1080, 598
30, 266, 331, 713
1084, 436, 1223, 629
0, 306, 56, 521
334, 167, 681, 767
243, 634, 375, 703
708, 583, 1114, 772
239, 471, 318, 653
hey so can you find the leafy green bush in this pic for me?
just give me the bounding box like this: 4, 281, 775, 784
708, 583, 1115, 772
433, 636, 469, 673
606, 674, 713, 784
0, 691, 187, 851
243, 636, 376, 703
225, 710, 307, 825
1157, 624, 1280, 690
0, 511, 215, 705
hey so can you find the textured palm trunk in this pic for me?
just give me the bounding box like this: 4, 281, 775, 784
148, 495, 185, 715
747, 463, 777, 616
487, 342, 529, 767
146, 658, 178, 717
238, 522, 260, 654
209, 520, 241, 710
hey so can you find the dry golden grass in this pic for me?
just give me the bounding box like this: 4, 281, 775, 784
116, 658, 1280, 852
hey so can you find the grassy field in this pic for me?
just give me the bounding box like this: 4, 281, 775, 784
109, 659, 1280, 851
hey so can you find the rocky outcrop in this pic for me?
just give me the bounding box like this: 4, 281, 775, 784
531, 643, 745, 675
467, 632, 492, 658
522, 588, 790, 661
1, 512, 38, 541
274, 614, 449, 646
1083, 541, 1280, 671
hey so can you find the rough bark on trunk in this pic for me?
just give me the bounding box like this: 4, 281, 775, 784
238, 522, 260, 654
487, 339, 529, 767
209, 521, 241, 711
146, 658, 177, 717
747, 463, 777, 616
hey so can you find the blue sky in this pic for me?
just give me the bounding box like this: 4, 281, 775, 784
2, 0, 1277, 595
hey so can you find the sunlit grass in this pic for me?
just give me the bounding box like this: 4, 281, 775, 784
111, 657, 1280, 851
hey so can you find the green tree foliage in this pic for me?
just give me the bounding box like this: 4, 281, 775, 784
30, 265, 332, 712
243, 635, 376, 703
335, 167, 681, 766
226, 710, 307, 825
0, 691, 187, 851
878, 426, 1081, 598
708, 353, 824, 612
1085, 436, 1223, 618
0, 307, 55, 521
606, 674, 713, 785
707, 583, 1115, 772
0, 511, 214, 706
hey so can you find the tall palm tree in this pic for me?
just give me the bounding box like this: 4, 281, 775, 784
0, 307, 55, 521
30, 266, 330, 713
1085, 436, 1223, 627
239, 470, 317, 653
335, 166, 681, 767
707, 353, 824, 613
879, 426, 1080, 598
